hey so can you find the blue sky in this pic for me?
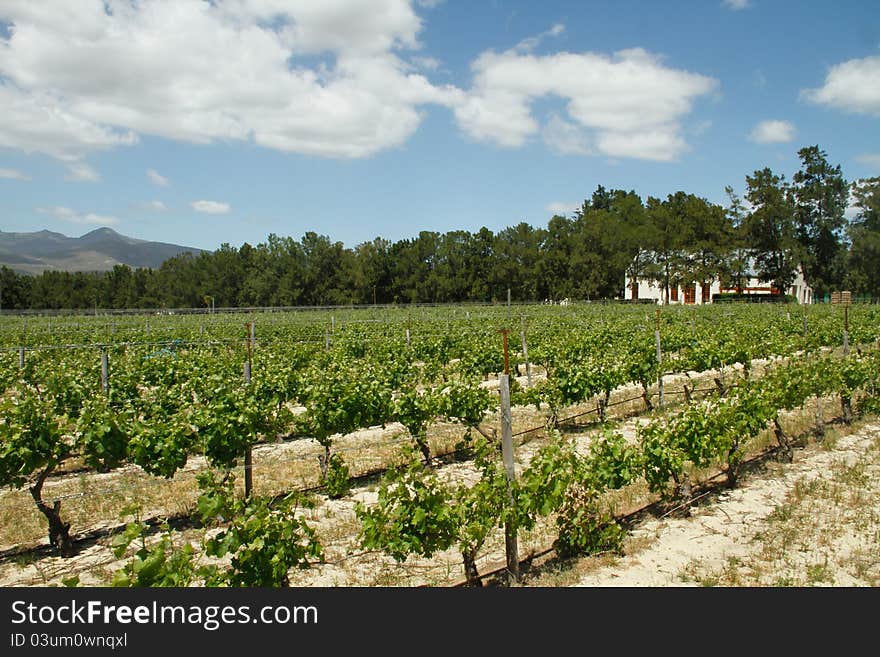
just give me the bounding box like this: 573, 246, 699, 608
0, 0, 878, 252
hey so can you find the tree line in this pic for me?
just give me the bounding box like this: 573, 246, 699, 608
1, 145, 878, 311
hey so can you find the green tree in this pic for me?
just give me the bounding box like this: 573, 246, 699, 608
491, 222, 544, 302
0, 265, 32, 310
744, 167, 799, 294
847, 177, 880, 297
538, 214, 575, 301
675, 194, 730, 302
720, 185, 751, 293
645, 193, 693, 304
353, 237, 393, 304
790, 145, 848, 297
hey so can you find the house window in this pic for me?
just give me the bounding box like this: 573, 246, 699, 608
684, 286, 695, 304
670, 286, 678, 302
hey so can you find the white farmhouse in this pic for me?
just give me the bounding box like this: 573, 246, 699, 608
623, 259, 813, 305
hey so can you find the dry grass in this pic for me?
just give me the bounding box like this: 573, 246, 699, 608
673, 432, 880, 587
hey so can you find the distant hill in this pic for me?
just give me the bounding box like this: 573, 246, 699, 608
0, 227, 205, 274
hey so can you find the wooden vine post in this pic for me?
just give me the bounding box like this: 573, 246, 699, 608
498, 328, 519, 585
655, 308, 664, 409
520, 316, 532, 388
841, 304, 853, 423
101, 350, 109, 394
243, 321, 254, 499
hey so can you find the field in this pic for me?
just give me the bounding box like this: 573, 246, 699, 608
1, 301, 878, 587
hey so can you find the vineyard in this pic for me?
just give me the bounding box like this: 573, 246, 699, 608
1, 301, 879, 587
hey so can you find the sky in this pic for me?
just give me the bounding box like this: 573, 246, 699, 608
0, 0, 878, 252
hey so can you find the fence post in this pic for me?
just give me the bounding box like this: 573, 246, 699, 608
841, 306, 853, 422
499, 372, 519, 586
655, 309, 664, 409
19, 347, 25, 369
520, 316, 532, 388
101, 351, 109, 394
244, 322, 254, 499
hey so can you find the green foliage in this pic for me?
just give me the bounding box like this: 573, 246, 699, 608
553, 483, 625, 559
355, 449, 458, 561
392, 387, 440, 458
438, 381, 494, 428
296, 363, 392, 447
195, 376, 274, 468
519, 431, 631, 559
127, 405, 197, 478
518, 433, 580, 518
74, 395, 130, 472
0, 384, 70, 489
197, 471, 323, 587
323, 453, 352, 499
454, 438, 523, 559
584, 429, 641, 490
110, 506, 198, 587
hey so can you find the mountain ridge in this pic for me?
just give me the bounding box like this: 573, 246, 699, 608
0, 227, 205, 274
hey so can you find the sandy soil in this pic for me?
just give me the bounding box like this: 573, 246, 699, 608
567, 420, 880, 587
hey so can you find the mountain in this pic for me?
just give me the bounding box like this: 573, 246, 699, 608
0, 227, 205, 274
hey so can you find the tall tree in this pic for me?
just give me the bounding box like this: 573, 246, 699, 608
537, 214, 575, 301
573, 187, 647, 300
645, 193, 695, 304
720, 185, 750, 293
675, 194, 730, 302
846, 176, 880, 297
491, 222, 544, 302
0, 266, 31, 310
353, 237, 393, 304
608, 190, 653, 301
790, 145, 848, 297
744, 168, 799, 294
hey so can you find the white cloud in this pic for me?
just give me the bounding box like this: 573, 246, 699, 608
749, 119, 796, 144
37, 205, 118, 225
0, 167, 30, 180
147, 168, 170, 187
191, 200, 231, 214
855, 153, 880, 168
64, 161, 101, 182
546, 201, 580, 216
0, 83, 138, 160
0, 5, 719, 164
542, 114, 592, 155
0, 1, 458, 160
147, 200, 169, 212
722, 0, 750, 10
454, 46, 717, 161
411, 56, 441, 71
515, 23, 565, 53
802, 56, 880, 117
